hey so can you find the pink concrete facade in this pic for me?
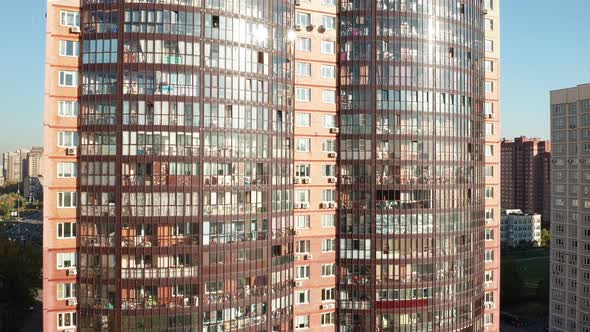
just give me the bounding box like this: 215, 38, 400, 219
484, 0, 502, 330
293, 0, 338, 329
43, 1, 80, 331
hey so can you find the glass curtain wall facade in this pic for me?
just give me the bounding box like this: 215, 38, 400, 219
337, 0, 486, 331
77, 1, 294, 331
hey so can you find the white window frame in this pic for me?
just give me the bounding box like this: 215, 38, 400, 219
321, 40, 335, 54
57, 162, 78, 178
57, 131, 78, 148
321, 65, 335, 79
56, 252, 77, 269
60, 10, 80, 28
57, 221, 77, 239
57, 282, 76, 300
58, 71, 79, 87
58, 100, 79, 117
59, 40, 80, 57
57, 192, 77, 208
57, 312, 77, 329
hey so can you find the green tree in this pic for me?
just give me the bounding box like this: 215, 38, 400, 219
0, 239, 41, 331
541, 228, 550, 247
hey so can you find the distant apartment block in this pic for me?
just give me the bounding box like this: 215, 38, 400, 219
2, 149, 28, 183
550, 83, 590, 332
27, 147, 44, 178
501, 136, 551, 227
500, 209, 542, 247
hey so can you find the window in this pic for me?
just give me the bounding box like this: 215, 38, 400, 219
296, 38, 311, 52
321, 164, 335, 177
296, 265, 310, 279
485, 123, 494, 136
296, 113, 311, 127
58, 131, 78, 148
322, 90, 335, 104
485, 39, 494, 52
56, 252, 77, 269
295, 164, 311, 177
322, 115, 336, 128
322, 189, 336, 202
322, 0, 336, 4
57, 222, 77, 239
321, 287, 335, 301
485, 145, 494, 157
322, 139, 336, 152
485, 60, 493, 72
484, 102, 493, 117
58, 101, 79, 117
321, 263, 335, 276
322, 16, 336, 30
296, 62, 311, 76
296, 290, 310, 304
485, 81, 494, 93
485, 0, 494, 10
295, 315, 310, 329
485, 187, 494, 199
58, 162, 78, 178
59, 40, 80, 57
296, 88, 311, 101
485, 208, 494, 221
57, 192, 77, 208
485, 229, 494, 240
322, 239, 336, 252
296, 138, 311, 152
57, 283, 76, 299
484, 313, 494, 326
296, 215, 311, 229
322, 215, 335, 227
321, 40, 335, 54
321, 312, 335, 326
59, 71, 79, 87
296, 12, 311, 26
296, 240, 310, 253
321, 65, 335, 79
485, 250, 494, 262
60, 10, 80, 27
485, 291, 494, 303
57, 312, 77, 329
485, 18, 494, 31
295, 190, 310, 204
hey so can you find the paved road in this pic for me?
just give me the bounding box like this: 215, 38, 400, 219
501, 317, 548, 331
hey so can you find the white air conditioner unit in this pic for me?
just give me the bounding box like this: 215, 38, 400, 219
301, 202, 310, 209
295, 0, 301, 5
302, 177, 310, 184
486, 114, 494, 119
70, 26, 81, 34
294, 203, 302, 209
328, 152, 337, 158
321, 202, 330, 209
67, 298, 78, 306
66, 148, 77, 156
484, 281, 492, 289
294, 255, 301, 261
295, 281, 303, 287
321, 303, 335, 309
294, 177, 301, 184
67, 268, 77, 276
328, 176, 337, 183
330, 127, 339, 134
304, 254, 313, 260
294, 25, 302, 31
328, 202, 337, 209
295, 230, 302, 235
485, 302, 495, 309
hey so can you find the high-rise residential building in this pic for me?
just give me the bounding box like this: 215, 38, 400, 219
44, 1, 500, 331
27, 147, 44, 178
2, 149, 28, 183
44, 0, 295, 331
501, 136, 551, 227
550, 84, 590, 332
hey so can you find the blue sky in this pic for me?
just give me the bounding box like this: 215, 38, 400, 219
0, 0, 589, 154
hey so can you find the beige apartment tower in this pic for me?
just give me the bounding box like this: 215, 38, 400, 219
550, 84, 590, 332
